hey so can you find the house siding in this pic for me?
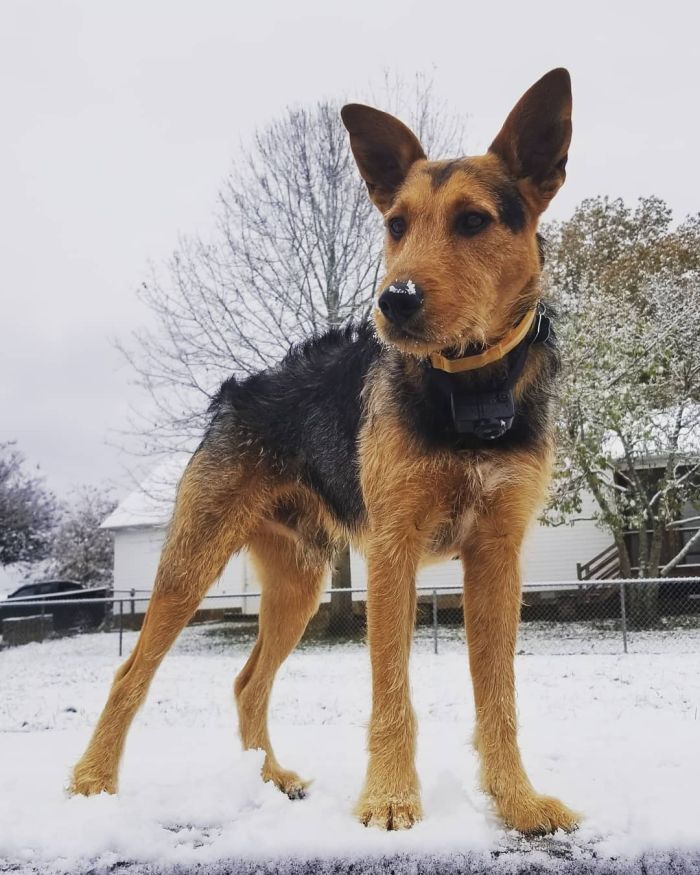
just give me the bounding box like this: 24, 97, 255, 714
112, 492, 611, 615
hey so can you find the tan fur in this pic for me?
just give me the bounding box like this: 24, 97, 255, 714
376, 156, 543, 356
71, 69, 578, 836
235, 529, 326, 797
350, 376, 578, 832
70, 451, 276, 796
461, 449, 578, 833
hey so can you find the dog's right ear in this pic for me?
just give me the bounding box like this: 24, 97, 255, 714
489, 68, 572, 210
341, 104, 426, 212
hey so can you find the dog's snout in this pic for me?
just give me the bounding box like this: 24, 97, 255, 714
377, 281, 424, 326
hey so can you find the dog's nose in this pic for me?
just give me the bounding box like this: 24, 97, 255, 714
377, 281, 424, 326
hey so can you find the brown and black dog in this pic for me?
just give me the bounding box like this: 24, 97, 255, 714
71, 68, 578, 835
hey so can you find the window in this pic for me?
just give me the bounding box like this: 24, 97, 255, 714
11, 585, 33, 599
58, 582, 81, 593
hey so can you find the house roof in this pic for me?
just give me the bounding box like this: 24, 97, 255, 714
101, 456, 189, 530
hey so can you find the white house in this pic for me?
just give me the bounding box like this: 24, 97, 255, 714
103, 457, 611, 615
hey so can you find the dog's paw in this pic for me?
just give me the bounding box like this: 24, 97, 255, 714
68, 763, 117, 797
262, 762, 310, 800
500, 792, 579, 836
355, 793, 422, 830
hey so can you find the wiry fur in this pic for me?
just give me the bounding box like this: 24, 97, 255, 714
71, 69, 579, 836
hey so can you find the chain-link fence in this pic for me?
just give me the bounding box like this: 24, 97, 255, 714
299, 576, 700, 655
1, 576, 699, 655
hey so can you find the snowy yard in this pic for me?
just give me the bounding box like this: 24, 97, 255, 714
1, 622, 699, 874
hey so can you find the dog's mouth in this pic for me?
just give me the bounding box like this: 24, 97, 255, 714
376, 317, 433, 353
375, 312, 483, 358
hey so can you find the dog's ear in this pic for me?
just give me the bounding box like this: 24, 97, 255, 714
341, 104, 426, 212
489, 68, 572, 209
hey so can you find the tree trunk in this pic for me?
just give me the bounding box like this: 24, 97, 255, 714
614, 532, 632, 579
628, 540, 661, 629
327, 544, 353, 637
616, 526, 661, 629
628, 579, 660, 629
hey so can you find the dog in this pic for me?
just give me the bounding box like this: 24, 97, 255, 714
71, 68, 577, 835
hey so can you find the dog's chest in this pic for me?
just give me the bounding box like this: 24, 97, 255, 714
426, 456, 508, 557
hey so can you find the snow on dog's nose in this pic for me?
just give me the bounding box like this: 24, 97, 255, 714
377, 280, 424, 326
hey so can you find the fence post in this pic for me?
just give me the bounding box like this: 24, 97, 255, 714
40, 599, 46, 642
619, 579, 628, 654
432, 589, 438, 655
130, 588, 135, 618
119, 600, 124, 657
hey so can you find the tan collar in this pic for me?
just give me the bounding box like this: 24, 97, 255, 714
428, 307, 538, 374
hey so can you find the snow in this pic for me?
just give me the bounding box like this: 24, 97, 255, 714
0, 622, 699, 873
388, 280, 419, 296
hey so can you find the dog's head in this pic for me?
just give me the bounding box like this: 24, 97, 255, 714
341, 69, 572, 356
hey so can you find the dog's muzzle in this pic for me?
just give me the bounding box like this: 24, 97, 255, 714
377, 281, 424, 327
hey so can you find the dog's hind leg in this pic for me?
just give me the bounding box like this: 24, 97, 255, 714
461, 454, 579, 835
69, 448, 272, 797
234, 529, 326, 798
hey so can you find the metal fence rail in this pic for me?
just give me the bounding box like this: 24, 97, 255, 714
2, 577, 699, 656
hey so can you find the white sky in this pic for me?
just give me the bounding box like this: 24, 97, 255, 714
1, 0, 697, 497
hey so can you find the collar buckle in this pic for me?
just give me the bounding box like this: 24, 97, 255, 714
532, 301, 551, 346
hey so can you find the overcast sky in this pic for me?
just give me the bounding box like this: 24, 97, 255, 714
1, 0, 697, 498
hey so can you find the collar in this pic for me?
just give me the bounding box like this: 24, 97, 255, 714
428, 305, 540, 374
426, 302, 552, 440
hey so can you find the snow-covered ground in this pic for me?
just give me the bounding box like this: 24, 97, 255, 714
0, 622, 699, 874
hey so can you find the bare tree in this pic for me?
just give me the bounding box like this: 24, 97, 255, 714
124, 77, 466, 632
124, 76, 466, 454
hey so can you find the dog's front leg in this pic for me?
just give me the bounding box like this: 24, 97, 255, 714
462, 485, 578, 835
355, 534, 422, 830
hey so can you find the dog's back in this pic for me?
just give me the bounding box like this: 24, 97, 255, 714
208, 322, 381, 533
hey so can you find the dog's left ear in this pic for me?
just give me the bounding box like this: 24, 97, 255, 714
341, 104, 426, 212
489, 68, 572, 209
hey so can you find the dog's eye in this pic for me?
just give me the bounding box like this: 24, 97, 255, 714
388, 217, 406, 240
455, 212, 490, 237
